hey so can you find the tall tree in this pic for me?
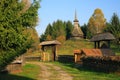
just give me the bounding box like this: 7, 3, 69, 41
44, 23, 53, 37
66, 21, 73, 40
81, 24, 87, 39
23, 28, 40, 51
40, 20, 73, 42
88, 8, 106, 35
0, 0, 40, 70
52, 20, 66, 39
105, 13, 120, 44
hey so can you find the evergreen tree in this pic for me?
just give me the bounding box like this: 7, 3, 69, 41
66, 21, 73, 39
40, 34, 46, 42
40, 20, 73, 41
52, 20, 66, 39
81, 24, 87, 39
0, 0, 40, 70
105, 13, 120, 44
45, 23, 53, 36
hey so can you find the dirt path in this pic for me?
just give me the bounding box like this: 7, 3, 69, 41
28, 62, 73, 80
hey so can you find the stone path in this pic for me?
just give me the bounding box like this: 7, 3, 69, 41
28, 62, 73, 80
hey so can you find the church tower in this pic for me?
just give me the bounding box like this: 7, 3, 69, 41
71, 11, 84, 39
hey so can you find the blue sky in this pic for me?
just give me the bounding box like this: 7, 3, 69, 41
36, 0, 120, 35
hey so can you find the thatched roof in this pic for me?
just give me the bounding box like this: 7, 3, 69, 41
90, 32, 115, 42
39, 40, 61, 46
72, 27, 84, 37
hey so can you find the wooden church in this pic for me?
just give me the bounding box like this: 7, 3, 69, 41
71, 11, 84, 39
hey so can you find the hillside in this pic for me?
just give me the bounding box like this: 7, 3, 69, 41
57, 39, 119, 55
26, 39, 119, 57
57, 39, 94, 55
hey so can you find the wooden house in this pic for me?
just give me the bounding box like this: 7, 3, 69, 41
74, 49, 115, 63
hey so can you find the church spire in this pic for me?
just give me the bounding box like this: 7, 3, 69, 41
74, 10, 78, 22
75, 10, 77, 20
72, 10, 84, 39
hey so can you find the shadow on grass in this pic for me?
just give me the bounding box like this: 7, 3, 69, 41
58, 61, 110, 74
0, 73, 34, 80
57, 55, 109, 73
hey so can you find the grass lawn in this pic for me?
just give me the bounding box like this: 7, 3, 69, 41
0, 61, 120, 80
54, 62, 120, 80
0, 63, 40, 80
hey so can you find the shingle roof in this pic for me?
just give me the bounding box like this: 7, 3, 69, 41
39, 40, 61, 46
81, 49, 115, 57
90, 32, 115, 42
72, 27, 84, 37
82, 49, 103, 57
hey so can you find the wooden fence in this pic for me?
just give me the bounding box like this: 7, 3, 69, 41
81, 56, 120, 72
58, 55, 74, 63
25, 56, 41, 61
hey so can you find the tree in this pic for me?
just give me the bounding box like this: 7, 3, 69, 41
66, 21, 73, 39
105, 13, 120, 44
46, 35, 52, 41
42, 20, 66, 41
52, 20, 66, 39
56, 35, 66, 43
88, 8, 106, 35
0, 0, 40, 70
23, 28, 40, 52
41, 20, 73, 41
40, 34, 46, 42
45, 23, 53, 36
81, 24, 87, 39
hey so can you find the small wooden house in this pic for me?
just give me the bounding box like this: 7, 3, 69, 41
74, 49, 115, 63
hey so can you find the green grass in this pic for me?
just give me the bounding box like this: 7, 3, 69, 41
34, 39, 119, 56
0, 63, 40, 80
58, 39, 94, 55
57, 39, 119, 55
54, 62, 120, 80
1, 61, 120, 80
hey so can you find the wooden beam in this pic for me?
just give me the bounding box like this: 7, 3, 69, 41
52, 45, 56, 61
41, 46, 45, 51
97, 41, 100, 48
108, 40, 110, 48
94, 42, 97, 48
